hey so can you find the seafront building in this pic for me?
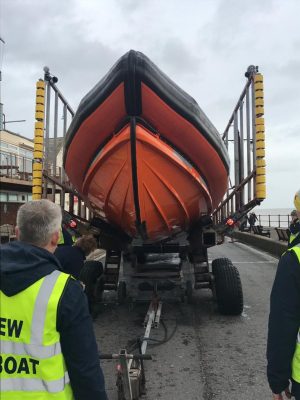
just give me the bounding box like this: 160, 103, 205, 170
0, 129, 34, 225
0, 129, 67, 226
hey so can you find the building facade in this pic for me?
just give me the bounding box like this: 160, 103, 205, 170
0, 129, 84, 226
0, 129, 34, 225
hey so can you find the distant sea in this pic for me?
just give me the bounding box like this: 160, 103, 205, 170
252, 207, 293, 227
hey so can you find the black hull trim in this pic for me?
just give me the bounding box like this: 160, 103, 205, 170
64, 50, 229, 172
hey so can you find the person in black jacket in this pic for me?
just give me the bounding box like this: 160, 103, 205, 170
248, 212, 258, 232
0, 199, 107, 400
54, 235, 98, 279
289, 210, 300, 249
267, 195, 300, 400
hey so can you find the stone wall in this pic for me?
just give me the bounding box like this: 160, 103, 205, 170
232, 231, 287, 258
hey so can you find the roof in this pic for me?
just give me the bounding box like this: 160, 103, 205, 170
0, 129, 34, 143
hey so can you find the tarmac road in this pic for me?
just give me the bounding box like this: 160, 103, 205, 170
93, 239, 279, 400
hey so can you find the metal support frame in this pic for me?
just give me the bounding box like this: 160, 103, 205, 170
214, 65, 266, 225
35, 67, 91, 220
32, 79, 46, 200
119, 349, 133, 400
43, 78, 51, 198
141, 298, 162, 354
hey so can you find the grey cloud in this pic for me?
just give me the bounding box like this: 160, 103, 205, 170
2, 0, 123, 120
202, 0, 276, 53
115, 0, 150, 13
160, 38, 202, 76
268, 59, 300, 79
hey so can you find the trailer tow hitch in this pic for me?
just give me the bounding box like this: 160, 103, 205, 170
99, 297, 162, 400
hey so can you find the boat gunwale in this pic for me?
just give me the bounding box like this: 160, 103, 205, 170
63, 50, 230, 173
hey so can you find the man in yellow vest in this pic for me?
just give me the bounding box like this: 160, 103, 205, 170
267, 189, 300, 399
288, 209, 300, 249
0, 199, 107, 400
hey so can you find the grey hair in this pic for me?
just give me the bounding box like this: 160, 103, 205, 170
16, 200, 62, 246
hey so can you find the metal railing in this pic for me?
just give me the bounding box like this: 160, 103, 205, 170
0, 224, 16, 243
257, 214, 292, 228
0, 150, 32, 181
33, 67, 91, 220
213, 65, 266, 224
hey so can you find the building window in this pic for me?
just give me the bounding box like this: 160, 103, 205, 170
8, 194, 18, 202
19, 148, 33, 158
0, 141, 9, 150
0, 192, 8, 202
0, 192, 32, 203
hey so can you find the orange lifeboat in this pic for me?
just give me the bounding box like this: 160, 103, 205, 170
64, 50, 229, 242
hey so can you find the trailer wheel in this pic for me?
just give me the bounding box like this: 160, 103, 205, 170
212, 258, 243, 315
117, 281, 127, 304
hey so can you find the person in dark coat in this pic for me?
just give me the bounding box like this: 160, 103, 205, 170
248, 212, 258, 231
80, 260, 105, 315
289, 210, 300, 249
239, 215, 249, 232
54, 235, 97, 279
0, 200, 107, 400
267, 190, 300, 400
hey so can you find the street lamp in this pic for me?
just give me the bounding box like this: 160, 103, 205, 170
0, 36, 6, 130
2, 113, 26, 130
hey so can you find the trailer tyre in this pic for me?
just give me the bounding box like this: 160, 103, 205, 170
212, 258, 243, 316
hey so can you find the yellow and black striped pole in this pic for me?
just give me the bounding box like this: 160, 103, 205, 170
32, 79, 45, 200
254, 73, 266, 200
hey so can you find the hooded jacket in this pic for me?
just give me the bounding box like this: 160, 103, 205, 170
54, 245, 86, 279
0, 240, 107, 400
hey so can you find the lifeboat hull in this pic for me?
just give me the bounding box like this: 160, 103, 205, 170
82, 123, 212, 241
64, 50, 230, 242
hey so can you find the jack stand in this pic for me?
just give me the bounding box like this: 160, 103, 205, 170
100, 351, 152, 400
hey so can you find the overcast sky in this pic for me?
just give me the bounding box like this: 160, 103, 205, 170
1, 0, 299, 209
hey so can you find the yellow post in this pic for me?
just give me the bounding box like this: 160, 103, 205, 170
254, 73, 266, 200
32, 80, 45, 200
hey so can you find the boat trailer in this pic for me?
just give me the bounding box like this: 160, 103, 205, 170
99, 296, 163, 400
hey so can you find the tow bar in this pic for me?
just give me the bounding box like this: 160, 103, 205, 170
99, 297, 162, 400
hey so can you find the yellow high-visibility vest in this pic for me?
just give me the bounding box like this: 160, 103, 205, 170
58, 228, 65, 245
290, 244, 300, 383
0, 270, 74, 399
289, 231, 300, 246
58, 228, 76, 245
